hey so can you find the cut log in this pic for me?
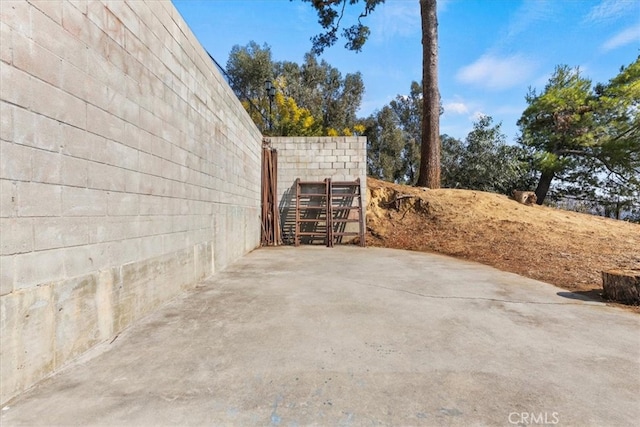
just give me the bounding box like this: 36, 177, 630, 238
602, 269, 640, 305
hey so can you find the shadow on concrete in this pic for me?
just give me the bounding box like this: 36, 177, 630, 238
556, 289, 604, 302
278, 183, 295, 244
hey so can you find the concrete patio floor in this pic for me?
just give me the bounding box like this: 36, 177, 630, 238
2, 246, 639, 426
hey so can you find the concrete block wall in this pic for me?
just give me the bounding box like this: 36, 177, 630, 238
267, 136, 367, 244
0, 0, 262, 404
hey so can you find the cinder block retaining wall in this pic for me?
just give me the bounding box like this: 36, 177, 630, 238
0, 0, 262, 404
267, 137, 367, 244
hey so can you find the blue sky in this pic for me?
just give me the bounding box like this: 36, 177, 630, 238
172, 0, 640, 143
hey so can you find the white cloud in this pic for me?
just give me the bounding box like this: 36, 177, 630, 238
370, 1, 420, 42
443, 102, 469, 115
456, 54, 538, 90
504, 0, 553, 40
601, 24, 640, 52
584, 0, 638, 23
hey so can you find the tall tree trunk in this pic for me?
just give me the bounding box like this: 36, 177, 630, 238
535, 170, 555, 205
417, 0, 440, 188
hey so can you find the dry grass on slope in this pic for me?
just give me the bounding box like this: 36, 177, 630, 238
365, 178, 640, 309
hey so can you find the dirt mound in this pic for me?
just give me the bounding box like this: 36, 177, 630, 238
366, 177, 640, 309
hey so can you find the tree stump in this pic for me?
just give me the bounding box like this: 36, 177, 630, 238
602, 269, 640, 305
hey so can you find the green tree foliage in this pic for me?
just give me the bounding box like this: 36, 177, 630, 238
226, 41, 273, 129
364, 106, 405, 182
591, 57, 640, 218
363, 81, 422, 184
364, 77, 532, 191
283, 53, 364, 133
366, 90, 533, 192
594, 57, 640, 168
226, 43, 364, 136
440, 134, 464, 187
517, 57, 640, 206
300, 0, 385, 55
299, 0, 441, 189
442, 116, 535, 194
226, 41, 273, 101
389, 81, 422, 184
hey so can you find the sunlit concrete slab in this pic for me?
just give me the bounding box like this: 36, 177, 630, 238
2, 246, 639, 426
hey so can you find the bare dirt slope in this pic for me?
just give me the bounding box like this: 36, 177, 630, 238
366, 177, 640, 309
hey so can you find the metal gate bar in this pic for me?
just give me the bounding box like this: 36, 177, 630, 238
294, 178, 365, 247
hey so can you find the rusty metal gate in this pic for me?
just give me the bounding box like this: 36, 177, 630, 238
294, 178, 365, 247
261, 145, 281, 246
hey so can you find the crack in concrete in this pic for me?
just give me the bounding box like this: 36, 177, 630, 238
365, 283, 598, 306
